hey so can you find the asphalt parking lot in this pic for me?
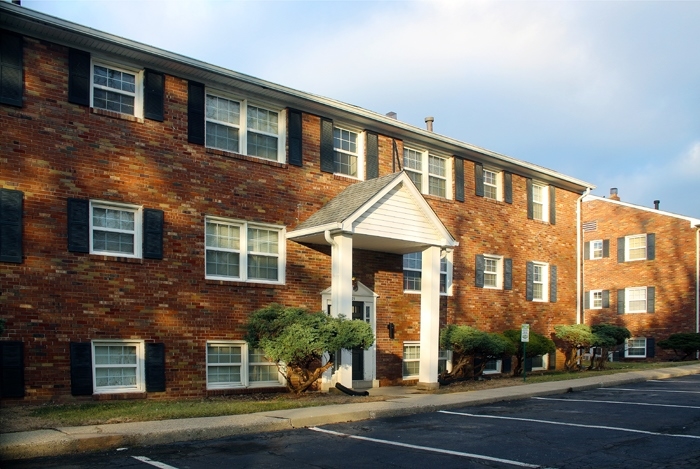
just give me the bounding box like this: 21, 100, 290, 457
5, 375, 700, 468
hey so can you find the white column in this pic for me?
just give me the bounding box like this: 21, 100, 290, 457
418, 245, 441, 390
330, 232, 353, 388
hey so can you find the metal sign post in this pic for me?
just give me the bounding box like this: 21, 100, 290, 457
521, 324, 530, 382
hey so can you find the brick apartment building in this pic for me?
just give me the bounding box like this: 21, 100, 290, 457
582, 190, 700, 360
0, 3, 595, 402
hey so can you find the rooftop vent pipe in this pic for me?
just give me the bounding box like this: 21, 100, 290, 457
386, 112, 397, 119
654, 200, 660, 210
609, 188, 620, 201
425, 116, 434, 132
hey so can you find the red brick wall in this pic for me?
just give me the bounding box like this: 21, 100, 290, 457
2, 35, 582, 401
582, 198, 698, 359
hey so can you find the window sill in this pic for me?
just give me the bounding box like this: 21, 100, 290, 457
91, 107, 144, 124
89, 254, 144, 265
205, 279, 284, 287
423, 193, 451, 203
333, 173, 361, 183
92, 392, 147, 401
206, 148, 286, 168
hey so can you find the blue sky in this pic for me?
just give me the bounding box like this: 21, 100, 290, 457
22, 0, 700, 217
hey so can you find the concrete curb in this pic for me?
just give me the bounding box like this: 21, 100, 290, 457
3, 364, 700, 460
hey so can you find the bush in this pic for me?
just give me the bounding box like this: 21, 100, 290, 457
588, 324, 630, 370
554, 324, 596, 371
503, 329, 555, 376
440, 325, 515, 382
245, 304, 374, 394
658, 333, 700, 360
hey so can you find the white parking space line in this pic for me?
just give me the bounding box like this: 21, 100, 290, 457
533, 396, 700, 410
439, 411, 700, 440
648, 380, 700, 383
606, 388, 700, 394
132, 456, 180, 469
309, 427, 542, 468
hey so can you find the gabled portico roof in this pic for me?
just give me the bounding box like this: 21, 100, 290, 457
287, 172, 458, 254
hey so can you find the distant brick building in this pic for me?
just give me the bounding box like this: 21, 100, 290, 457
0, 3, 593, 402
582, 190, 700, 360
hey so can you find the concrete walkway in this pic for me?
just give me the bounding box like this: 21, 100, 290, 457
3, 364, 700, 461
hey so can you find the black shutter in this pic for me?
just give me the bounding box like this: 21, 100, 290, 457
0, 188, 23, 263
320, 118, 334, 173
549, 186, 556, 225
146, 343, 166, 392
647, 286, 655, 313
70, 342, 93, 396
603, 239, 610, 258
475, 254, 485, 288
0, 30, 23, 107
524, 357, 533, 372
474, 162, 484, 197
617, 289, 625, 314
526, 178, 533, 219
187, 81, 205, 145
143, 69, 164, 122
143, 208, 164, 259
455, 158, 464, 202
617, 237, 625, 262
584, 291, 590, 309
548, 351, 556, 370
647, 233, 655, 260
504, 172, 512, 204
502, 357, 512, 374
504, 258, 513, 290
67, 198, 89, 253
526, 261, 534, 301
366, 131, 379, 179
68, 48, 91, 106
602, 290, 610, 308
0, 341, 24, 398
646, 338, 655, 358
288, 109, 303, 167
584, 241, 590, 260
549, 265, 557, 303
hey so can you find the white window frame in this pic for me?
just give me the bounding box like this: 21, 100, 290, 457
205, 217, 286, 284
531, 181, 549, 222
206, 341, 283, 390
591, 290, 603, 309
333, 126, 364, 179
403, 251, 453, 296
89, 200, 143, 259
625, 337, 647, 358
205, 90, 286, 163
532, 261, 549, 302
483, 168, 502, 201
403, 145, 453, 199
91, 59, 143, 118
625, 234, 647, 261
483, 359, 502, 375
625, 287, 648, 313
590, 240, 603, 260
92, 340, 145, 394
402, 342, 421, 379
530, 354, 549, 371
483, 254, 503, 289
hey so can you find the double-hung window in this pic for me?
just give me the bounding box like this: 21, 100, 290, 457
402, 342, 420, 379
334, 127, 360, 177
532, 262, 548, 301
483, 169, 500, 200
483, 255, 502, 289
626, 234, 647, 261
92, 340, 144, 394
205, 92, 284, 162
92, 61, 141, 117
206, 341, 281, 389
625, 338, 647, 358
626, 287, 647, 313
591, 290, 603, 309
90, 201, 142, 258
531, 182, 548, 222
403, 146, 451, 199
205, 217, 285, 284
403, 252, 452, 295
484, 359, 502, 374
591, 240, 603, 259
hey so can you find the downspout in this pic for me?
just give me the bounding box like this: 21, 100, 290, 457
576, 188, 592, 324
696, 226, 699, 335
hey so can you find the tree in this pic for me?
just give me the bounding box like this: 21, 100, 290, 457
588, 324, 630, 370
503, 329, 555, 376
245, 304, 374, 394
554, 324, 596, 371
439, 325, 515, 382
658, 333, 700, 360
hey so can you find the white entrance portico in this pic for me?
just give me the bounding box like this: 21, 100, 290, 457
287, 172, 457, 390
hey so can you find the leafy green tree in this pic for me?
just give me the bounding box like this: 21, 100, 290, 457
658, 333, 700, 360
439, 325, 515, 381
588, 324, 631, 370
503, 329, 555, 376
245, 304, 374, 394
554, 324, 596, 371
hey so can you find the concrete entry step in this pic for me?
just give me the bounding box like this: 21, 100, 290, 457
352, 380, 373, 389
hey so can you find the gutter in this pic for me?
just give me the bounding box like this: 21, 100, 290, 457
577, 187, 592, 324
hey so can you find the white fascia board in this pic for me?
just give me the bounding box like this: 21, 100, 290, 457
583, 194, 700, 227
286, 223, 342, 240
